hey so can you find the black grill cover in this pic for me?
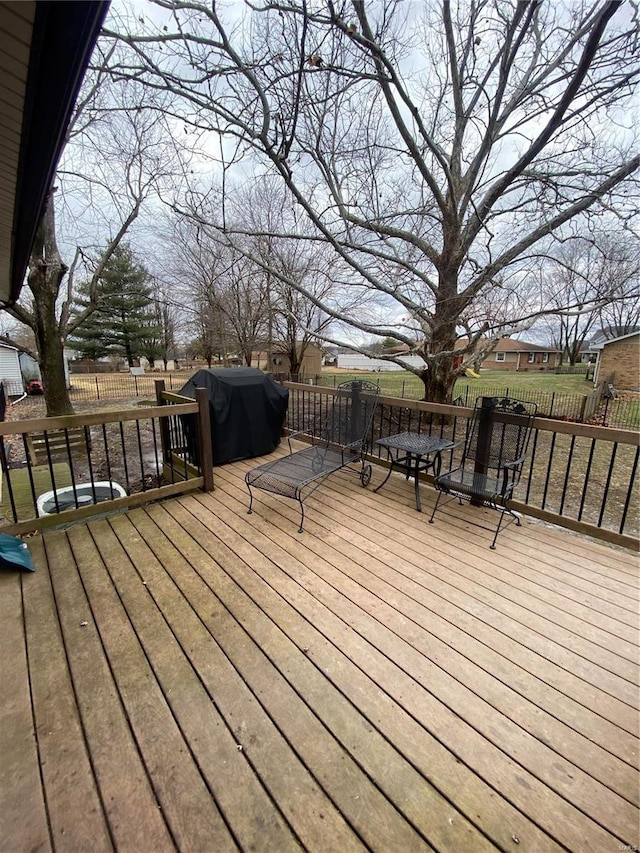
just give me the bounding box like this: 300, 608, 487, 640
179, 368, 289, 465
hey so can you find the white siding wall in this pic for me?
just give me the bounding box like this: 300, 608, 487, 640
337, 354, 427, 372
0, 346, 23, 395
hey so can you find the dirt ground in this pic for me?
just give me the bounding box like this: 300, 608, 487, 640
3, 396, 163, 495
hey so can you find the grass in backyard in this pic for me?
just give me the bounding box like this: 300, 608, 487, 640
320, 369, 592, 400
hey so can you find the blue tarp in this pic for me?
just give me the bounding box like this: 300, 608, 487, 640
0, 533, 34, 572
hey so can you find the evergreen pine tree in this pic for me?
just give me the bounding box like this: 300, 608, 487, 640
69, 245, 161, 366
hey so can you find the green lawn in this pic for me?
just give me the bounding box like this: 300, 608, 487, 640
320, 368, 640, 427
320, 369, 592, 400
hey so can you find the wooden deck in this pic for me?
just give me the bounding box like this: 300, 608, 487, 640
1, 449, 638, 852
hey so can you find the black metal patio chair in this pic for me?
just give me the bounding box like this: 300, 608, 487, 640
429, 396, 537, 549
246, 380, 379, 532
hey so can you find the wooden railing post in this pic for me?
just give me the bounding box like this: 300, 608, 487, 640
195, 387, 214, 491
155, 380, 171, 463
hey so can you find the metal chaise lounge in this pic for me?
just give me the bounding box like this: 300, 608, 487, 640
246, 380, 379, 532
429, 395, 537, 548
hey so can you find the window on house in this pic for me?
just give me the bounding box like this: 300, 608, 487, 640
273, 356, 283, 366
496, 352, 505, 362
542, 353, 549, 363
528, 352, 535, 363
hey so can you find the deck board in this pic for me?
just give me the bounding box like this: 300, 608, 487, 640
46, 528, 176, 852
2, 448, 638, 852
112, 509, 433, 853
0, 568, 50, 853
207, 472, 637, 849
24, 536, 112, 852
237, 459, 639, 715
132, 503, 490, 853
151, 499, 557, 852
216, 465, 638, 796
74, 520, 238, 852
265, 464, 639, 699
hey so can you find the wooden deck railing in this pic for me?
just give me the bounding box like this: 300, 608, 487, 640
284, 381, 640, 551
0, 381, 213, 535
1, 377, 636, 550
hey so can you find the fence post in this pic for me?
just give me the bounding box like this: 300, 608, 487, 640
549, 392, 555, 418
579, 394, 588, 422
95, 376, 100, 400
195, 387, 214, 491
155, 380, 171, 464
134, 375, 139, 396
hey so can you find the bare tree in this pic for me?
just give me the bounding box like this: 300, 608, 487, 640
136, 277, 179, 369
168, 214, 269, 366
535, 233, 640, 363
224, 179, 339, 375
595, 239, 640, 338
105, 0, 639, 401
172, 176, 369, 373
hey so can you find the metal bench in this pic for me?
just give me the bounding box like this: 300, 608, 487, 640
246, 380, 379, 532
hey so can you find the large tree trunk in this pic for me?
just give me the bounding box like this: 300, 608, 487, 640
421, 345, 458, 403
27, 194, 74, 416
420, 273, 461, 404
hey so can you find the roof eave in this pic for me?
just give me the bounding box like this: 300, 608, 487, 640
6, 0, 108, 307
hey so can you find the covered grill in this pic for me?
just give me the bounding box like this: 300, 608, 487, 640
179, 368, 289, 465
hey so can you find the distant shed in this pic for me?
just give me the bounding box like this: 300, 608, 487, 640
0, 344, 23, 395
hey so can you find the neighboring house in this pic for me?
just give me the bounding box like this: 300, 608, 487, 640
0, 344, 24, 395
322, 347, 339, 367
592, 331, 640, 391
251, 343, 323, 376
456, 338, 559, 371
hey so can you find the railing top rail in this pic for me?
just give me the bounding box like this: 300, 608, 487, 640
283, 381, 639, 446
0, 401, 199, 437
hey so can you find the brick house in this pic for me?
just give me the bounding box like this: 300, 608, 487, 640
456, 338, 560, 371
592, 331, 640, 391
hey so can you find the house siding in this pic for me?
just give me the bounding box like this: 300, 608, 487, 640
0, 345, 23, 395
597, 336, 640, 391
